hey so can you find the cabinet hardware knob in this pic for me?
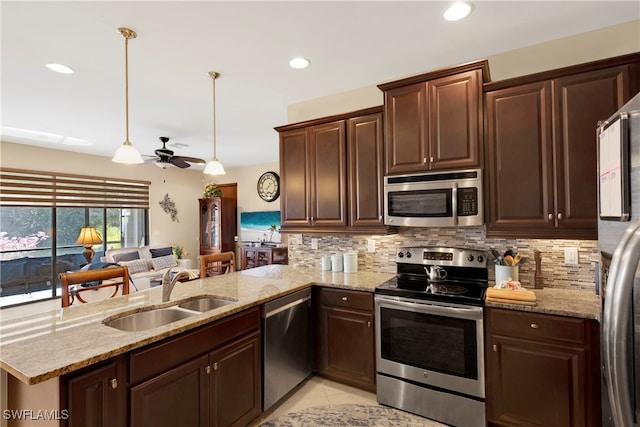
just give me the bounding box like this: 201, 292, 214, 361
205, 366, 211, 374
110, 379, 118, 389
341, 296, 348, 301
530, 323, 540, 329
213, 362, 218, 371
492, 344, 497, 352
558, 213, 563, 220
430, 157, 434, 163
423, 157, 427, 164
548, 213, 554, 220
367, 321, 371, 328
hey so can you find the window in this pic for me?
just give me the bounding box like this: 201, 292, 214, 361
0, 168, 150, 307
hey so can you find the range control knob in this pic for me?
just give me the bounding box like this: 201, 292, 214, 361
406, 251, 412, 258
398, 252, 404, 258
467, 254, 474, 262
477, 255, 484, 263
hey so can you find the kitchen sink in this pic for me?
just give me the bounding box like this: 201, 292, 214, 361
178, 295, 236, 312
104, 307, 197, 332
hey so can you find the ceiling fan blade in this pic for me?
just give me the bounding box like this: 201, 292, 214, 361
174, 156, 206, 165
170, 158, 191, 168
142, 156, 160, 163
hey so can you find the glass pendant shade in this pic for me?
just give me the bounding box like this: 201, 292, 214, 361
204, 158, 226, 175
112, 141, 143, 164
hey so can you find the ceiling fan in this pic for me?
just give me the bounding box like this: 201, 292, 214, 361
144, 137, 206, 169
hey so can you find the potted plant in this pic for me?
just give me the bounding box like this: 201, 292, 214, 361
203, 183, 223, 199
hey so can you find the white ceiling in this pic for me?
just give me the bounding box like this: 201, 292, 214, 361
2, 1, 639, 170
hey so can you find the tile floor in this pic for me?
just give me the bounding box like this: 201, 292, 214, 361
250, 376, 378, 426
250, 376, 448, 426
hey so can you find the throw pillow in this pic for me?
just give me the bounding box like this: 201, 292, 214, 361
121, 259, 149, 275
151, 254, 177, 270
150, 247, 173, 258
112, 251, 140, 263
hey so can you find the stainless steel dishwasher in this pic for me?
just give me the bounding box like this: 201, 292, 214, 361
262, 288, 313, 410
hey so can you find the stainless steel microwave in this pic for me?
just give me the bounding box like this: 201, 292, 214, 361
384, 169, 483, 227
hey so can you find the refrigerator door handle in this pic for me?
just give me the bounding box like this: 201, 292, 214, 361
603, 219, 640, 427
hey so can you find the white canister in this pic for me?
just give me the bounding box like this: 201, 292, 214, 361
495, 265, 519, 286
343, 252, 358, 273
321, 255, 332, 271
331, 254, 343, 272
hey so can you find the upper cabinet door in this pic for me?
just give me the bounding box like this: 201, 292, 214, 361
383, 82, 428, 175
279, 128, 311, 228
485, 81, 555, 236
553, 65, 631, 235
309, 120, 348, 227
428, 70, 482, 170
348, 112, 384, 228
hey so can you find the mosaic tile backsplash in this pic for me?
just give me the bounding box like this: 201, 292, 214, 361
286, 226, 599, 291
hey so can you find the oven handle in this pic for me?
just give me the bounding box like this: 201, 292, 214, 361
375, 295, 482, 320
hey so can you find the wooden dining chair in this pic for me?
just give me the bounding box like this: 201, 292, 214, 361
59, 266, 130, 307
200, 252, 236, 278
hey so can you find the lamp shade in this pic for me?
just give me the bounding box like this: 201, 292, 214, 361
204, 158, 226, 175
76, 227, 103, 246
112, 141, 144, 164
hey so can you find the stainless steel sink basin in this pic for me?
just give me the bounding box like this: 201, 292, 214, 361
178, 296, 235, 312
104, 307, 197, 332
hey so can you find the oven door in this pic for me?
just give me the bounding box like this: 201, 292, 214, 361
375, 294, 485, 398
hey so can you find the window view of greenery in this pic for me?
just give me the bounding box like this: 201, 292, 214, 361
0, 207, 147, 307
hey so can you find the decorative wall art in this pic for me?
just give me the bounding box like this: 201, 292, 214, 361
240, 211, 281, 243
159, 193, 179, 222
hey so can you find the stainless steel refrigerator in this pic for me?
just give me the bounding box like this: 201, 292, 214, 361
599, 91, 640, 427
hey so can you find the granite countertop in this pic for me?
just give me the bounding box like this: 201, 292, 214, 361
485, 287, 601, 321
0, 265, 394, 385
0, 265, 600, 386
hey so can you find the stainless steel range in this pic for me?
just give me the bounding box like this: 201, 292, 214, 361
375, 247, 488, 427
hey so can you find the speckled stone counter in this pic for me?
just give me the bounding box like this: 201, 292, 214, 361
0, 265, 395, 385
485, 287, 601, 321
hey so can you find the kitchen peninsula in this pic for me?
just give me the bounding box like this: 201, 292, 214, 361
1, 265, 600, 426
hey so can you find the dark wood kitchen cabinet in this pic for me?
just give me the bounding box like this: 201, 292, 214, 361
314, 287, 375, 392
485, 308, 601, 427
378, 60, 489, 175
129, 308, 261, 427
61, 355, 127, 427
276, 106, 387, 233
484, 53, 640, 239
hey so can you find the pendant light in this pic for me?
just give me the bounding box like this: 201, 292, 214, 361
204, 71, 226, 175
112, 27, 143, 164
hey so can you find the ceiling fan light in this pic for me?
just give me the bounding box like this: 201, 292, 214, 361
204, 158, 226, 175
112, 141, 144, 164
154, 161, 174, 169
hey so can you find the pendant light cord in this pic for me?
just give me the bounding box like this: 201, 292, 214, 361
124, 34, 130, 143
211, 72, 218, 160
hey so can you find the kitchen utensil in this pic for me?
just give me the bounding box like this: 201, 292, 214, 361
503, 255, 514, 266
513, 254, 522, 265
504, 249, 515, 258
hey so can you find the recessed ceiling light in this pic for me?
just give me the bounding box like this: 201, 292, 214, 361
289, 57, 310, 69
443, 2, 473, 21
45, 63, 74, 74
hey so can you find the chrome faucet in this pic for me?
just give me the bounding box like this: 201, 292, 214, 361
161, 269, 191, 302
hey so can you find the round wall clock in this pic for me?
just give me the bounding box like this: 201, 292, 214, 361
257, 171, 280, 202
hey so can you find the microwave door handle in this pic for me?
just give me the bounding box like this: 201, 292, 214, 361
452, 184, 458, 226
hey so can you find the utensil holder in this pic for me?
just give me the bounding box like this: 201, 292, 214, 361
495, 265, 519, 285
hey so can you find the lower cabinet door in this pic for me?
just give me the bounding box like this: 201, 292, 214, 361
319, 306, 375, 391
130, 354, 209, 427
210, 332, 261, 427
488, 335, 586, 427
65, 358, 126, 427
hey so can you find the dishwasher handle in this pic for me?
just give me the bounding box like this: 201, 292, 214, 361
265, 296, 311, 318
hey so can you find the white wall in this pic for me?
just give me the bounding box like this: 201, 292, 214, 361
287, 20, 640, 123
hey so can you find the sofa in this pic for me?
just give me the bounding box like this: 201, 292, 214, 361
103, 245, 184, 290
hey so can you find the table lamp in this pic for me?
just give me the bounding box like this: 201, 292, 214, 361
76, 226, 103, 264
